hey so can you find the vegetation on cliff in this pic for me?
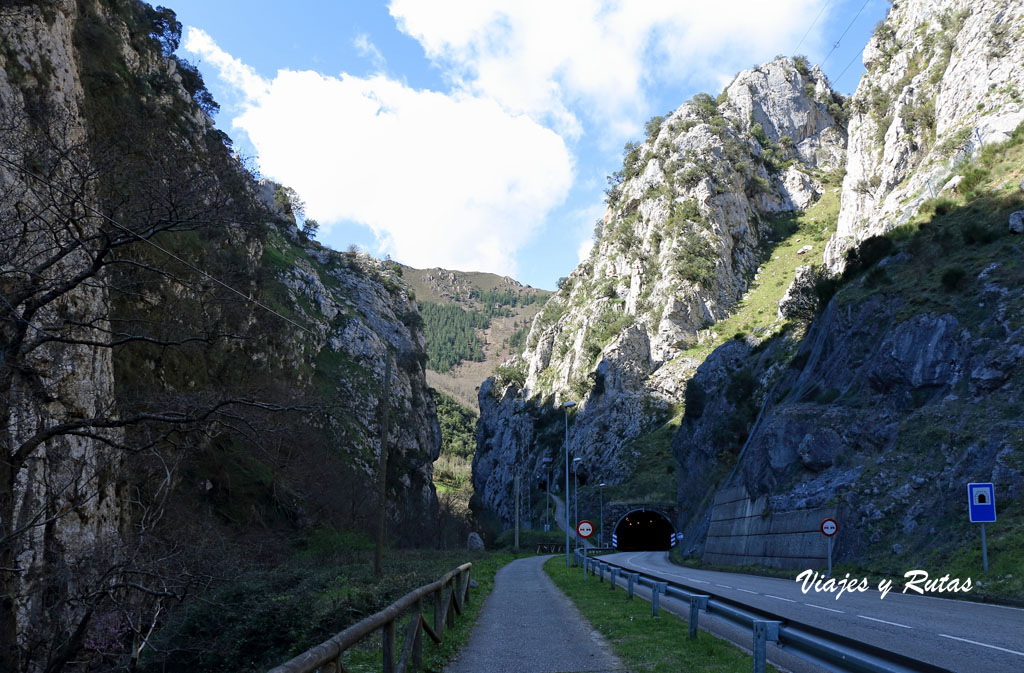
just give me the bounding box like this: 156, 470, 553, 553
2, 1, 443, 670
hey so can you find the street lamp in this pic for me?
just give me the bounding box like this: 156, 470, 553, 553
563, 400, 576, 566
541, 457, 552, 531
573, 457, 582, 551
599, 482, 606, 547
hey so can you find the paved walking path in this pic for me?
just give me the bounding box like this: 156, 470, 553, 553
445, 555, 624, 673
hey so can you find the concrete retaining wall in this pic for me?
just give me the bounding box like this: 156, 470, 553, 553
702, 487, 836, 569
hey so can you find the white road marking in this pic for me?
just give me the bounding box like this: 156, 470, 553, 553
766, 594, 796, 603
938, 634, 1024, 657
715, 584, 732, 589
736, 588, 759, 595
857, 615, 912, 629
805, 603, 843, 614
683, 578, 710, 584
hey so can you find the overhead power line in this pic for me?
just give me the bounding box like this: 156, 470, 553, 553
820, 0, 872, 68
794, 0, 831, 55
834, 48, 863, 85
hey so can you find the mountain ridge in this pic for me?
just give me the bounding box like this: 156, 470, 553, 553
473, 0, 1024, 595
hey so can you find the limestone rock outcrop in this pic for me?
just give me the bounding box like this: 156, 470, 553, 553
474, 57, 846, 523
825, 0, 1024, 270
1, 2, 439, 668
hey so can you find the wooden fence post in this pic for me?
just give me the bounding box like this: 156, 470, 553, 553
382, 620, 396, 673
434, 588, 444, 639
413, 598, 423, 668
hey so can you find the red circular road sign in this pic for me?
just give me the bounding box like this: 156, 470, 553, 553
821, 518, 838, 537
576, 520, 594, 538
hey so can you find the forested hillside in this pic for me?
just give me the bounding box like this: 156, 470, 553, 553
399, 265, 549, 408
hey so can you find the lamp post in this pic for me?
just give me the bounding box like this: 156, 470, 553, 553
563, 400, 576, 566
573, 457, 582, 551
599, 482, 606, 547
541, 457, 552, 531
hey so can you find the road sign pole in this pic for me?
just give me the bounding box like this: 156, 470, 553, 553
514, 472, 520, 552
981, 523, 988, 573
968, 483, 996, 573
820, 518, 837, 576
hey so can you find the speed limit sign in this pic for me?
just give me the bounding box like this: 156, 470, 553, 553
577, 520, 594, 538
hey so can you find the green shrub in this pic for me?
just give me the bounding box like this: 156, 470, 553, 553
750, 122, 769, 146
677, 198, 702, 222
931, 197, 957, 216
865, 266, 891, 288
961, 222, 998, 245
904, 97, 936, 134
679, 162, 712, 189
645, 114, 666, 141
691, 93, 718, 121
940, 266, 967, 291
937, 127, 972, 156
493, 361, 527, 389
793, 54, 811, 77
957, 166, 990, 196
672, 232, 717, 286
746, 175, 771, 196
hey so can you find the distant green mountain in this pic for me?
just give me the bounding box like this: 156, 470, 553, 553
399, 265, 550, 409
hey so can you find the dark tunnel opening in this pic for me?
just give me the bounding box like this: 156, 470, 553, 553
613, 509, 675, 551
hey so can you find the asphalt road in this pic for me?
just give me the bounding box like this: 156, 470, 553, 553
603, 551, 1024, 673
445, 555, 624, 673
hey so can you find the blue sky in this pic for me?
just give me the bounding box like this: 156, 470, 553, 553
172, 0, 890, 290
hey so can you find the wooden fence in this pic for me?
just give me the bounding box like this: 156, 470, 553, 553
534, 543, 566, 553
268, 562, 472, 673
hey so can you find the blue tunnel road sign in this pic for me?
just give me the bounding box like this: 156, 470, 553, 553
968, 483, 996, 523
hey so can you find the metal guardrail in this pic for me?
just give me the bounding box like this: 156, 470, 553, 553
268, 562, 472, 673
575, 551, 952, 673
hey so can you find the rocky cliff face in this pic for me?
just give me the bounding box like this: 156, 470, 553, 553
1, 1, 438, 669
676, 239, 1024, 569
672, 0, 1024, 579
0, 1, 129, 666
825, 0, 1024, 270
475, 57, 846, 524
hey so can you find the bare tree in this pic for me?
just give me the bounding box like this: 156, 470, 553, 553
0, 85, 314, 671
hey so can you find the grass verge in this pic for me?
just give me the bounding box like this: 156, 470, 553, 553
544, 557, 777, 673
145, 540, 521, 673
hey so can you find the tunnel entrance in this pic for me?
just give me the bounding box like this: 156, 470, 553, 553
612, 509, 675, 551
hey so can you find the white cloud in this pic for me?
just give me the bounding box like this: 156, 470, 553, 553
183, 28, 267, 100
577, 237, 594, 263
388, 0, 829, 139
184, 28, 573, 276
354, 33, 386, 71
569, 202, 605, 263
